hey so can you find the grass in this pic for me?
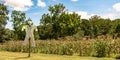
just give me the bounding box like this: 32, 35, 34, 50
0, 51, 115, 60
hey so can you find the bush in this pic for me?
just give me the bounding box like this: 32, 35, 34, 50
93, 39, 107, 57
115, 54, 120, 59
79, 41, 92, 56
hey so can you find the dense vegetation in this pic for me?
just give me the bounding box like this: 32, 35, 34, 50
0, 2, 120, 59
0, 38, 120, 58
0, 3, 120, 42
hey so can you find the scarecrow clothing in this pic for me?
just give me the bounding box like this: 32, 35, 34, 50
22, 25, 38, 47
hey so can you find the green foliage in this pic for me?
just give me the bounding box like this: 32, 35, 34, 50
36, 40, 75, 55
1, 39, 120, 57
73, 30, 84, 39
93, 39, 110, 57
0, 29, 14, 42
34, 31, 40, 40
0, 3, 9, 42
1, 3, 120, 40
39, 3, 81, 39
1, 3, 120, 59
89, 15, 112, 37
79, 41, 93, 56
0, 3, 9, 27
115, 54, 120, 59
11, 10, 26, 40
0, 40, 76, 55
93, 39, 106, 57
81, 19, 93, 36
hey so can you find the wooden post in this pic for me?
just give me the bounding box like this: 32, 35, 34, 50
28, 38, 31, 57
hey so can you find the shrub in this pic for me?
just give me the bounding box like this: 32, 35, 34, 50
93, 39, 107, 57
115, 54, 120, 59
79, 41, 92, 56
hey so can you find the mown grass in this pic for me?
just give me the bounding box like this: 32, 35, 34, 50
0, 51, 115, 60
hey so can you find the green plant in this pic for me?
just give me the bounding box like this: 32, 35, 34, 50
0, 39, 120, 57
93, 39, 107, 57
115, 54, 120, 59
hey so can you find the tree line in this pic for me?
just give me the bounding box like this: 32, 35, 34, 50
0, 3, 120, 42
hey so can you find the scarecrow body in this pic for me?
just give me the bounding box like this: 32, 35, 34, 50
22, 23, 37, 47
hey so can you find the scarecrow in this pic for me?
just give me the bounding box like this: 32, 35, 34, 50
22, 18, 38, 57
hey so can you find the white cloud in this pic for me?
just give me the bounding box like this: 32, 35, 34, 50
76, 11, 120, 20
69, 11, 120, 20
37, 0, 46, 7
113, 3, 120, 12
100, 13, 116, 19
69, 11, 94, 19
102, 13, 120, 19
4, 0, 33, 11
71, 0, 78, 2
68, 2, 120, 19
77, 11, 90, 19
69, 3, 120, 19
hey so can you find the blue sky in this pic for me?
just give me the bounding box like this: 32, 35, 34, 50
1, 0, 120, 29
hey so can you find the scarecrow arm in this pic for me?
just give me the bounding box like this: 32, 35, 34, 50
22, 26, 26, 31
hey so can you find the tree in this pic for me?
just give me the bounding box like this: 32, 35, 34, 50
11, 10, 26, 40
39, 13, 53, 39
89, 15, 112, 37
48, 3, 66, 38
112, 19, 120, 37
0, 3, 9, 42
89, 15, 101, 37
59, 12, 81, 36
98, 18, 111, 35
1, 29, 14, 42
39, 3, 81, 39
80, 19, 93, 36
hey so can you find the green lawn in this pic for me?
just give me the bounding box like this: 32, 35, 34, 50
0, 51, 115, 60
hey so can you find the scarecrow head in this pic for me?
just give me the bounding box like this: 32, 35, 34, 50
27, 18, 33, 26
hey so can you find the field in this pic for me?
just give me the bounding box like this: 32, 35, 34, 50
0, 51, 114, 60
0, 39, 120, 60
